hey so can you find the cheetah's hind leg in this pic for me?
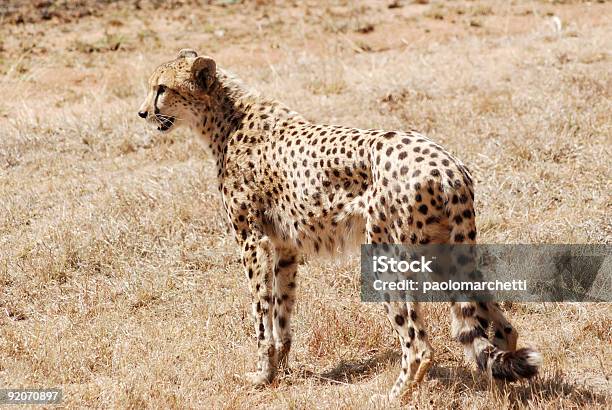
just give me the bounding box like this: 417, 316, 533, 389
366, 216, 434, 401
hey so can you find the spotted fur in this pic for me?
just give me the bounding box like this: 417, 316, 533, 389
138, 50, 541, 400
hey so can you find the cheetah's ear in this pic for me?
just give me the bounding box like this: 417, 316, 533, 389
191, 56, 217, 92
178, 48, 198, 58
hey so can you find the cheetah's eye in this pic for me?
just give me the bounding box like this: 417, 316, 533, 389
157, 85, 166, 95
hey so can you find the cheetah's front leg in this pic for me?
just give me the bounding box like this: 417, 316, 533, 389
272, 249, 299, 371
242, 233, 277, 386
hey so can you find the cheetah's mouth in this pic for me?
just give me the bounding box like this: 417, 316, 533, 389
156, 115, 175, 132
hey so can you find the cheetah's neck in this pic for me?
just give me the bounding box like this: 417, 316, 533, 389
193, 69, 303, 172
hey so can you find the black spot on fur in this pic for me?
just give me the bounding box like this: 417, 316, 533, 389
278, 258, 295, 268
457, 326, 486, 344
477, 316, 489, 330
461, 305, 475, 317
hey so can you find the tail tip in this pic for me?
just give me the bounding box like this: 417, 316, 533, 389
525, 349, 543, 369
491, 347, 542, 381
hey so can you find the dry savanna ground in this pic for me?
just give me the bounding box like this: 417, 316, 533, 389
0, 0, 610, 408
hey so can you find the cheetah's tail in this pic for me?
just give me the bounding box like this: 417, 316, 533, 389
446, 177, 542, 382
470, 336, 542, 381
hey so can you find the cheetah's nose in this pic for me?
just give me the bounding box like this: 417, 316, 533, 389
138, 110, 148, 119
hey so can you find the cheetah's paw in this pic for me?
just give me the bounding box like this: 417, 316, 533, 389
244, 371, 273, 387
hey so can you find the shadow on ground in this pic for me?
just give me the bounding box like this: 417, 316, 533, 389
287, 349, 399, 385
290, 352, 610, 407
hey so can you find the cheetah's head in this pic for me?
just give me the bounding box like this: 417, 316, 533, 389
138, 49, 216, 133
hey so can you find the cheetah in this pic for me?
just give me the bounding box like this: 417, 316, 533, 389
138, 49, 541, 401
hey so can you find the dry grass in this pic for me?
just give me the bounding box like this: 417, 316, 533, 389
0, 0, 610, 408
